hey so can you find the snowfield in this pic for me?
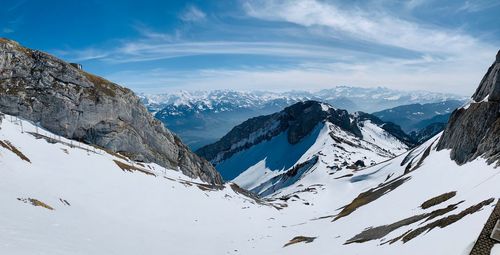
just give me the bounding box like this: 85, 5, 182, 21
0, 113, 498, 255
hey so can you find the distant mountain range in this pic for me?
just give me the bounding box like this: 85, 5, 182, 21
140, 88, 467, 149
372, 100, 466, 132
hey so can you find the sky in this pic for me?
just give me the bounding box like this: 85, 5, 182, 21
1, 0, 499, 95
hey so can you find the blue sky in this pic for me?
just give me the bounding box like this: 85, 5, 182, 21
1, 0, 499, 95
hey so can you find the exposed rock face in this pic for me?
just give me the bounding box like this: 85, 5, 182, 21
437, 50, 500, 166
0, 38, 222, 184
196, 100, 413, 165
472, 50, 500, 102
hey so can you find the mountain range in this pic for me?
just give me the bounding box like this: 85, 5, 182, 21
0, 39, 499, 255
141, 88, 466, 149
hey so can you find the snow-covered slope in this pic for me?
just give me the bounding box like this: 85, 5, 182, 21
1, 110, 497, 255
197, 101, 412, 195
0, 113, 278, 254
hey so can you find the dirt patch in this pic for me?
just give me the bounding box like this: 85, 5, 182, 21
420, 191, 457, 209
113, 160, 156, 176
345, 201, 462, 244
333, 175, 411, 221
402, 198, 494, 243
0, 140, 31, 163
17, 198, 54, 210
283, 236, 317, 247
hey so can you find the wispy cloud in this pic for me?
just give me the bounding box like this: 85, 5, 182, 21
54, 0, 498, 96
242, 0, 493, 56
457, 0, 500, 13
179, 5, 206, 22
106, 52, 489, 95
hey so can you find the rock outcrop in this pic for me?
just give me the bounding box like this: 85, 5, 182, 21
0, 38, 222, 184
437, 50, 500, 166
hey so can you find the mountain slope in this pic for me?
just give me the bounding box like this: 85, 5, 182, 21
0, 38, 222, 184
196, 101, 413, 193
0, 113, 278, 254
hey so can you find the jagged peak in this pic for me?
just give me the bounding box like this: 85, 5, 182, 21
472, 49, 500, 102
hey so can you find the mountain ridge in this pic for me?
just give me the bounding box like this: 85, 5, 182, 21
197, 100, 413, 187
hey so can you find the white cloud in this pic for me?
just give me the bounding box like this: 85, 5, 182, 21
105, 51, 494, 96
179, 5, 206, 22
56, 0, 498, 96
242, 0, 493, 56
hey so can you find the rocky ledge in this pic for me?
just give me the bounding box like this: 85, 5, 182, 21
0, 38, 222, 184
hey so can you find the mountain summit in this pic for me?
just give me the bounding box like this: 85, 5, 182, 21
0, 38, 222, 184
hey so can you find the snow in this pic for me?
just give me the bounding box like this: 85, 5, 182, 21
492, 244, 500, 255
1, 113, 498, 255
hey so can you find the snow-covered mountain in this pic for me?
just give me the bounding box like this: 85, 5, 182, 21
196, 101, 414, 194
140, 88, 466, 149
0, 39, 499, 255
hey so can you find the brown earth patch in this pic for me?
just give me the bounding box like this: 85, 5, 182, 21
402, 198, 494, 243
333, 175, 411, 221
0, 140, 31, 163
283, 236, 317, 247
17, 198, 54, 210
345, 201, 462, 244
113, 160, 156, 176
420, 191, 457, 209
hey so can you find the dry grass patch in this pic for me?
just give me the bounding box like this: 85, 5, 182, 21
283, 236, 317, 247
113, 160, 156, 177
17, 198, 54, 210
421, 191, 457, 209
0, 140, 31, 163
333, 176, 411, 221
345, 201, 462, 244
401, 198, 494, 243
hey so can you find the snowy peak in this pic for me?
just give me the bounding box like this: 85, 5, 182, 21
196, 101, 362, 166
197, 101, 412, 193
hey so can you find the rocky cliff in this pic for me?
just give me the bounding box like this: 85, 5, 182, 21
437, 50, 500, 166
0, 38, 222, 184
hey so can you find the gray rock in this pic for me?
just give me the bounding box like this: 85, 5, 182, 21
437, 50, 500, 166
472, 50, 500, 102
0, 38, 222, 184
